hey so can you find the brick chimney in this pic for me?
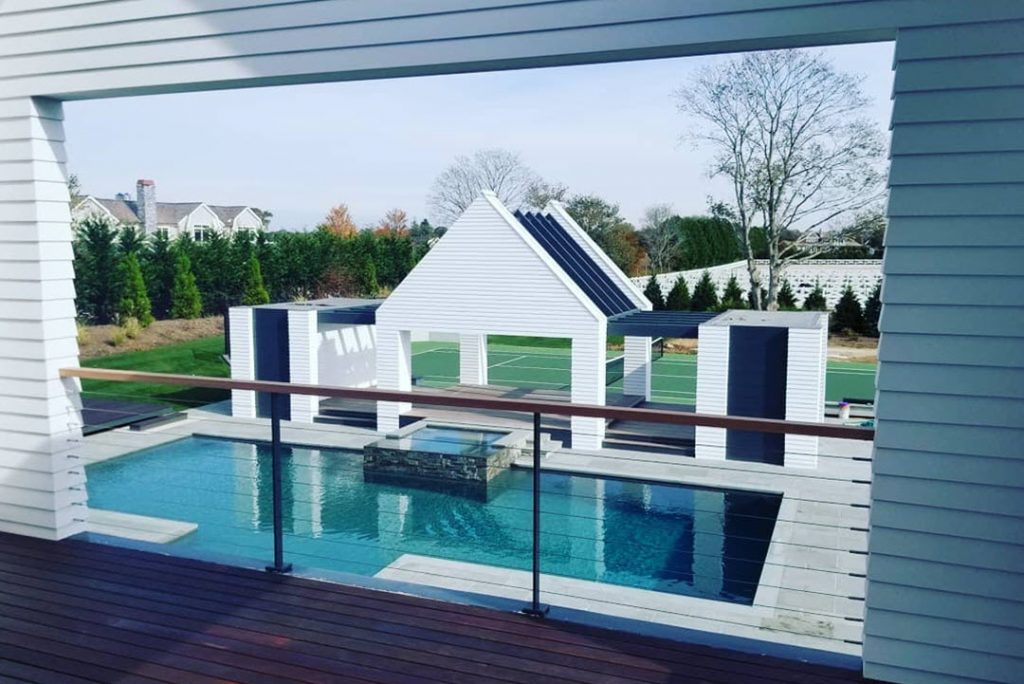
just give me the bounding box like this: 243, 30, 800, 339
136, 179, 156, 235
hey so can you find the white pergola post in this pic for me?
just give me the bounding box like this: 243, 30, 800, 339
570, 327, 606, 450
694, 324, 729, 461
0, 98, 86, 540
228, 306, 256, 418
784, 326, 827, 468
458, 333, 488, 385
287, 309, 319, 423
622, 335, 652, 400
376, 327, 411, 433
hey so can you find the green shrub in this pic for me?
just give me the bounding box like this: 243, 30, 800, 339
242, 255, 270, 306
117, 253, 154, 327
831, 284, 865, 334
122, 317, 142, 340
665, 277, 691, 310
690, 271, 719, 311
777, 279, 797, 310
720, 275, 746, 310
170, 251, 203, 319
643, 276, 666, 310
863, 282, 881, 337
803, 282, 827, 311
110, 328, 127, 347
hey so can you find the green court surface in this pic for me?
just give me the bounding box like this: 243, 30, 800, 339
412, 341, 875, 405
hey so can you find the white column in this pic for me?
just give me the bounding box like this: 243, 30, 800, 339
376, 327, 411, 433
623, 335, 652, 400
570, 327, 606, 450
459, 333, 488, 385
694, 324, 729, 460
229, 306, 256, 418
784, 326, 825, 468
287, 309, 319, 423
692, 489, 725, 598
0, 97, 86, 540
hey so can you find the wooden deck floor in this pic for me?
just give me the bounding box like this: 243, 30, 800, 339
0, 532, 873, 684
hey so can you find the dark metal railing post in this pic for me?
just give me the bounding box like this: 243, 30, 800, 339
266, 392, 292, 574
521, 411, 548, 617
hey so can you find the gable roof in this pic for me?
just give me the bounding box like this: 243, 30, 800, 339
156, 202, 205, 224
94, 197, 141, 223
514, 210, 637, 317
210, 205, 249, 225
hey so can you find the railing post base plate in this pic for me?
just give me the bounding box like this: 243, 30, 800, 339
265, 563, 293, 575
519, 605, 549, 618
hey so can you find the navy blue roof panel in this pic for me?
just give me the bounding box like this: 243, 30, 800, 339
608, 310, 721, 339
514, 211, 636, 316
317, 303, 380, 326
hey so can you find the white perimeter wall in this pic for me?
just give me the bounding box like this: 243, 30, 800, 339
229, 306, 255, 419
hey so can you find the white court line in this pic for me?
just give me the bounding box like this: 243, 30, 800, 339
489, 355, 528, 369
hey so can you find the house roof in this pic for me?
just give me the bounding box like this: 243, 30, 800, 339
94, 197, 141, 223
210, 205, 249, 225
514, 210, 636, 317
156, 202, 204, 225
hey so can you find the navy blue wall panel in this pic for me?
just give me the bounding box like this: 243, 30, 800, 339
726, 326, 787, 465
254, 308, 290, 420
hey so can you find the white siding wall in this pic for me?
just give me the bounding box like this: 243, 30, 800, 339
459, 334, 488, 386
863, 21, 1024, 684
318, 324, 377, 390
784, 326, 827, 469
0, 97, 85, 540
571, 326, 607, 451
694, 325, 729, 461
229, 306, 255, 418
287, 309, 318, 423
622, 336, 652, 400
375, 326, 411, 434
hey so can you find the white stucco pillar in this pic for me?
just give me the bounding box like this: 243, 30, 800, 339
287, 309, 319, 423
692, 489, 725, 598
376, 327, 411, 433
623, 335, 652, 400
784, 325, 826, 468
459, 333, 488, 385
229, 306, 256, 418
694, 324, 729, 460
570, 328, 606, 451
0, 98, 87, 540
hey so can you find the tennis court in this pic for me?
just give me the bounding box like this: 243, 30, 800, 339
411, 340, 875, 405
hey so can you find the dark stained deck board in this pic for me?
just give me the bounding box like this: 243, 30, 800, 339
0, 533, 874, 684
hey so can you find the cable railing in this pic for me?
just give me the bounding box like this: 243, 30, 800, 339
60, 366, 874, 651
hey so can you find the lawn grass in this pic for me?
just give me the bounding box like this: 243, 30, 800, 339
80, 334, 229, 410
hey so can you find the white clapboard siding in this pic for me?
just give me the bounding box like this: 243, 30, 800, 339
863, 19, 1024, 684
785, 326, 826, 469
622, 336, 652, 400
458, 334, 487, 386
0, 97, 85, 541
694, 325, 728, 461
288, 309, 318, 423
229, 306, 256, 419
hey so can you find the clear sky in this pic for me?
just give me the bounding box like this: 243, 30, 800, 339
64, 42, 894, 231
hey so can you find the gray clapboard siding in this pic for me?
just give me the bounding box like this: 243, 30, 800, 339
867, 21, 1024, 681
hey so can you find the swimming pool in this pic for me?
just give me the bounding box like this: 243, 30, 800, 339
85, 436, 782, 605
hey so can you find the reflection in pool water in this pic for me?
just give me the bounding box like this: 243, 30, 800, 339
86, 436, 782, 605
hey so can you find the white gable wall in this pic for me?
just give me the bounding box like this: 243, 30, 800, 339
376, 193, 601, 337
179, 203, 224, 236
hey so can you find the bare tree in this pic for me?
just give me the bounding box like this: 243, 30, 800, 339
427, 149, 540, 225
639, 204, 678, 274
676, 49, 885, 309
524, 180, 569, 211
377, 208, 409, 234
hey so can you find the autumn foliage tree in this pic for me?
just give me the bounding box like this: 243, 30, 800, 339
322, 204, 358, 237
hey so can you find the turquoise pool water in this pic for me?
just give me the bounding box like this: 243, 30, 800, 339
85, 436, 782, 605
379, 425, 508, 457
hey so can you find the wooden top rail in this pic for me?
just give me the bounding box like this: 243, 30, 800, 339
61, 367, 875, 441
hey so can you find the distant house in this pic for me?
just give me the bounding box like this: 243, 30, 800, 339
72, 179, 265, 240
